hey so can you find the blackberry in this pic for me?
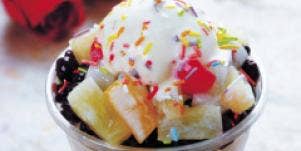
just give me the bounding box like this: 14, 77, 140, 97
184, 99, 193, 107
140, 129, 164, 147
65, 50, 77, 60
234, 106, 254, 125
61, 104, 81, 125
241, 59, 260, 83
55, 53, 79, 81
222, 108, 253, 132
243, 45, 251, 55
55, 93, 68, 104
123, 129, 163, 148
72, 72, 86, 83
79, 122, 98, 137
222, 110, 235, 132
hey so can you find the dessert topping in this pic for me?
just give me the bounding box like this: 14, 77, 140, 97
177, 58, 216, 95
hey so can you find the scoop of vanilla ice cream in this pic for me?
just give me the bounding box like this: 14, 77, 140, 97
96, 0, 229, 84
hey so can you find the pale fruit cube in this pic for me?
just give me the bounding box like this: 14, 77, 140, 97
193, 93, 219, 106
158, 105, 222, 142
221, 75, 255, 114
106, 77, 158, 143
156, 100, 184, 120
69, 25, 101, 61
209, 65, 229, 96
154, 79, 183, 102
68, 77, 131, 144
224, 66, 240, 87
87, 66, 115, 90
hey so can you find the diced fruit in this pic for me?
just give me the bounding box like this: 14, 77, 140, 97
224, 66, 240, 87
156, 100, 184, 120
241, 59, 259, 84
86, 66, 115, 90
177, 59, 216, 95
158, 105, 222, 142
221, 68, 255, 114
193, 94, 219, 106
154, 79, 182, 102
69, 26, 101, 61
106, 76, 158, 143
208, 65, 229, 96
68, 77, 131, 144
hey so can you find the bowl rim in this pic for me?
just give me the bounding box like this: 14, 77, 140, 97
45, 48, 267, 151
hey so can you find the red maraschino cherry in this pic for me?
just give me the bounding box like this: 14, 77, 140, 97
177, 58, 216, 95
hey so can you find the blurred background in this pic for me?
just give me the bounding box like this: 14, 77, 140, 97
0, 0, 300, 150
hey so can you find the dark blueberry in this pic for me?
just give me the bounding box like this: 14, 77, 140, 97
61, 104, 81, 125
244, 45, 251, 55
123, 129, 163, 148
129, 69, 140, 79
234, 106, 254, 125
55, 55, 79, 81
79, 122, 98, 137
122, 136, 140, 147
72, 72, 86, 83
55, 93, 68, 104
141, 129, 164, 147
222, 110, 235, 132
65, 50, 77, 61
241, 59, 260, 83
184, 99, 193, 107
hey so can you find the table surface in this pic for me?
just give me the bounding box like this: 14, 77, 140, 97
0, 0, 300, 150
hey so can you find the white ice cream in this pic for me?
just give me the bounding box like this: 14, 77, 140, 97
93, 0, 240, 85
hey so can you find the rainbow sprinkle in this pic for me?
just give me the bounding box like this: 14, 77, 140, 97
109, 54, 115, 63
178, 9, 185, 16
78, 67, 87, 73
143, 43, 153, 56
128, 58, 135, 67
164, 4, 176, 9
180, 30, 202, 48
217, 27, 240, 50
170, 127, 180, 141
197, 20, 212, 32
207, 60, 223, 67
107, 26, 125, 48
135, 35, 145, 46
145, 60, 153, 70
99, 67, 111, 75
120, 15, 127, 21
142, 21, 151, 30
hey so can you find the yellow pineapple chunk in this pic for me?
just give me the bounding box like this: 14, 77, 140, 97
106, 76, 158, 143
156, 100, 184, 120
158, 105, 222, 142
221, 75, 255, 114
221, 66, 255, 114
68, 77, 131, 144
69, 25, 101, 61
